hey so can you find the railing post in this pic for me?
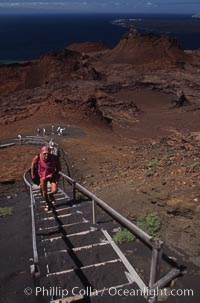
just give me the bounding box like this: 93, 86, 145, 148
73, 180, 76, 202
62, 176, 65, 192
149, 239, 163, 287
92, 199, 96, 225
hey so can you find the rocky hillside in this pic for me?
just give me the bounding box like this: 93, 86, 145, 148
67, 41, 106, 53
0, 49, 100, 96
105, 29, 189, 68
0, 29, 200, 128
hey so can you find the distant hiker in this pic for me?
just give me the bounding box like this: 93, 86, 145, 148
17, 134, 22, 143
31, 146, 61, 211
49, 138, 55, 149
51, 125, 54, 134
37, 128, 40, 136
49, 139, 60, 157
60, 128, 65, 136
56, 126, 61, 135
43, 128, 46, 136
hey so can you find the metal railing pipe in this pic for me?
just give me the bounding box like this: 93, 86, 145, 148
59, 172, 154, 247
23, 169, 39, 267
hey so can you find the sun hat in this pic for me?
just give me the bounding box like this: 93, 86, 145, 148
41, 146, 50, 154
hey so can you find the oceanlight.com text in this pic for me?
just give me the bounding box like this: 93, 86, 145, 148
108, 287, 194, 298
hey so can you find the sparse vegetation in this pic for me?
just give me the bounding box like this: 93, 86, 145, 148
113, 213, 162, 243
147, 161, 160, 168
191, 162, 200, 170
0, 207, 13, 218
137, 213, 161, 237
113, 228, 136, 244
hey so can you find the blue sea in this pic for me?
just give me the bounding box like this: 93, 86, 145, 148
0, 13, 200, 62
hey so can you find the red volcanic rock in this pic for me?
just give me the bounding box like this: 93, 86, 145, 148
0, 49, 100, 95
67, 42, 106, 53
24, 49, 100, 88
60, 91, 141, 125
106, 29, 189, 68
0, 62, 33, 95
0, 30, 200, 129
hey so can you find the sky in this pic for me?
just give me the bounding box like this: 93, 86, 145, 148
0, 0, 200, 14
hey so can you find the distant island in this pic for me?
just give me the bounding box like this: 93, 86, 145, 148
192, 13, 200, 18
111, 18, 142, 28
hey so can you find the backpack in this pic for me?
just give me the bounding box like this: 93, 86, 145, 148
31, 154, 40, 185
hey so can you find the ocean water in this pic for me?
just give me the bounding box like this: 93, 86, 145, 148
0, 13, 200, 62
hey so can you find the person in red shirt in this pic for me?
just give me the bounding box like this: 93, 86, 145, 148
31, 146, 61, 211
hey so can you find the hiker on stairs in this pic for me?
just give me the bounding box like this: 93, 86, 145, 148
31, 146, 61, 211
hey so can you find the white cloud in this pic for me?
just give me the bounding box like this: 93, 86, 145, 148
0, 1, 93, 10
0, 2, 65, 7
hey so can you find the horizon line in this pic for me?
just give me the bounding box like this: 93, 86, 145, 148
0, 11, 197, 15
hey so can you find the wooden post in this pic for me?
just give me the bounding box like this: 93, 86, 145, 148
149, 240, 163, 287
73, 180, 76, 202
92, 199, 96, 225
